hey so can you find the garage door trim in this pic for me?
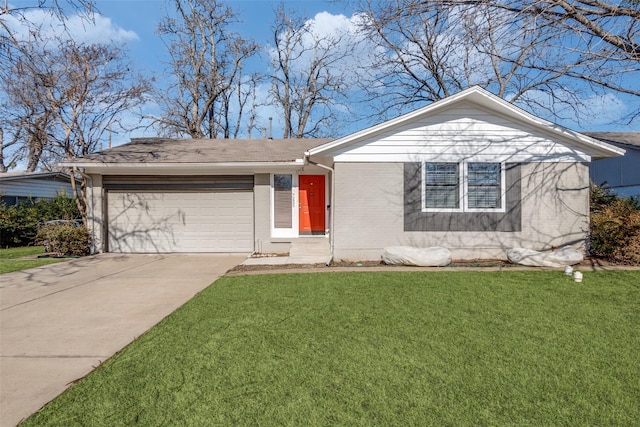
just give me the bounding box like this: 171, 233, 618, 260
103, 175, 253, 191
104, 175, 254, 253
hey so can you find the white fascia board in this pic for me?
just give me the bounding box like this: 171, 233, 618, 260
59, 160, 306, 175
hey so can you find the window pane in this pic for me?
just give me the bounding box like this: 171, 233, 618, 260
468, 187, 499, 208
426, 163, 458, 185
425, 187, 458, 208
424, 163, 459, 208
274, 174, 292, 228
468, 163, 499, 185
468, 163, 500, 209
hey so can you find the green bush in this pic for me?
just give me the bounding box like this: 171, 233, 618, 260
0, 194, 80, 247
36, 223, 90, 257
589, 184, 640, 264
0, 202, 40, 247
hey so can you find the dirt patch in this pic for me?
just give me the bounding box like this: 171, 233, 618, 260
226, 256, 638, 276
228, 262, 327, 275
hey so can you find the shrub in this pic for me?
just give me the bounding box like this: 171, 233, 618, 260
0, 202, 40, 247
36, 223, 90, 257
33, 194, 79, 222
0, 194, 80, 248
590, 182, 620, 213
589, 184, 640, 264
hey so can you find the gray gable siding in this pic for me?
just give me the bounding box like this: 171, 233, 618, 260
1, 177, 73, 203
590, 146, 640, 198
403, 163, 522, 232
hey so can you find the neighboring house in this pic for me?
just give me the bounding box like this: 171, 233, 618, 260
0, 172, 77, 206
587, 132, 640, 198
62, 86, 623, 261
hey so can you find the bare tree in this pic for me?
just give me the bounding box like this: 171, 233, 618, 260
0, 47, 56, 171
357, 0, 640, 121
270, 5, 354, 138
0, 126, 17, 173
450, 0, 640, 62
0, 39, 149, 219
214, 38, 264, 139
155, 0, 259, 139
219, 68, 263, 139
357, 0, 601, 118
1, 0, 94, 62
1, 0, 96, 171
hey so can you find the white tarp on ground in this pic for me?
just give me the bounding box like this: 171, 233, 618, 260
382, 246, 452, 267
507, 246, 584, 268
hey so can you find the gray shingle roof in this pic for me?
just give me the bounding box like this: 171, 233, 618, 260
74, 138, 333, 164
586, 132, 640, 148
0, 171, 75, 181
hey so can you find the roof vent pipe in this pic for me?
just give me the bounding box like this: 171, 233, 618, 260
262, 128, 267, 139
268, 117, 273, 140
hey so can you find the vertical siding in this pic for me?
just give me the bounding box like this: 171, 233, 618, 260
333, 162, 589, 261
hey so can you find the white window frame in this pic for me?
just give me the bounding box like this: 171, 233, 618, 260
422, 162, 506, 213
421, 162, 463, 212
270, 173, 299, 238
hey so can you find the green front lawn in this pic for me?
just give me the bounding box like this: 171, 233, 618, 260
0, 246, 65, 274
23, 271, 640, 426
0, 246, 45, 259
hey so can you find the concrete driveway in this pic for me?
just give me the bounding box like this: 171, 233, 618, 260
0, 253, 246, 427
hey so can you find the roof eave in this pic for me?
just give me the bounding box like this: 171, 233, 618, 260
59, 160, 307, 174
0, 171, 71, 182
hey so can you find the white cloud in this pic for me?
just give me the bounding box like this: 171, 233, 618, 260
3, 8, 138, 45
63, 13, 139, 44
267, 11, 376, 87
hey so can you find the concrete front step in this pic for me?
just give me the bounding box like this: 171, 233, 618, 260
289, 238, 331, 257
241, 238, 331, 265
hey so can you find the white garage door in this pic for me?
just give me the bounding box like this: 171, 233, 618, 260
107, 191, 253, 253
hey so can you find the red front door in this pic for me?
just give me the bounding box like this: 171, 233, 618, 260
299, 175, 325, 235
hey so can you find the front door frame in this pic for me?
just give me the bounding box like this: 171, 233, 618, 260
270, 172, 327, 238
299, 174, 326, 235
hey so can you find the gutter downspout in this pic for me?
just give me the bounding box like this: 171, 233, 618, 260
74, 167, 96, 255
306, 155, 335, 266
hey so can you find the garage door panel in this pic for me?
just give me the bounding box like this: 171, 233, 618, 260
108, 191, 253, 253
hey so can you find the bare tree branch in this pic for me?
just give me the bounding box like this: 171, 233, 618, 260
154, 0, 259, 139
0, 38, 149, 219
355, 0, 639, 123
270, 5, 353, 138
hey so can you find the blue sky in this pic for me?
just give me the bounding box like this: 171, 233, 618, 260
94, 1, 351, 80
5, 0, 640, 148
91, 0, 361, 144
